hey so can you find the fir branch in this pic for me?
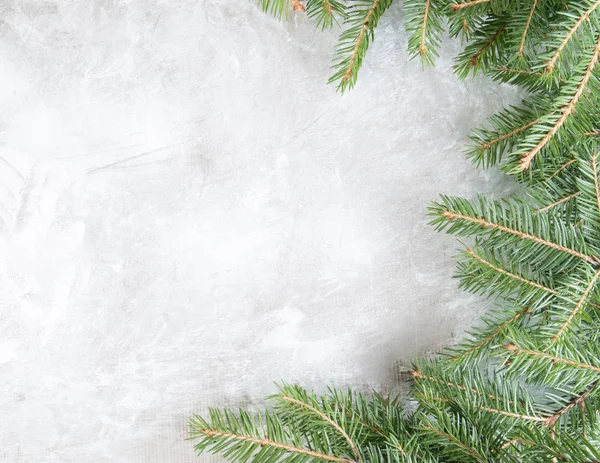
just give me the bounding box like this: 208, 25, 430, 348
544, 380, 600, 428
341, 0, 378, 83
281, 395, 361, 461
545, 158, 577, 184
537, 191, 582, 213
405, 0, 444, 64
573, 146, 600, 254
195, 429, 351, 462
488, 65, 562, 93
408, 370, 506, 403
518, 0, 538, 58
329, 0, 393, 92
190, 408, 356, 463
478, 405, 547, 423
551, 268, 600, 343
449, 307, 530, 361
464, 247, 557, 294
468, 26, 506, 68
504, 344, 600, 373
421, 425, 489, 463
520, 35, 600, 170
466, 99, 554, 168
416, 393, 545, 423
545, 0, 600, 73
435, 205, 597, 266
306, 0, 347, 29
479, 117, 539, 151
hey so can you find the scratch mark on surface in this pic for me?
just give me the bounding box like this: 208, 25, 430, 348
58, 143, 141, 159
14, 169, 39, 230
0, 156, 25, 180
86, 144, 179, 174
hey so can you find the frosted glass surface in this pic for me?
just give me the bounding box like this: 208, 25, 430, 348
0, 1, 518, 461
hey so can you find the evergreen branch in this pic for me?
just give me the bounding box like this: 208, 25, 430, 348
456, 246, 558, 308
521, 35, 600, 170
466, 100, 554, 168
576, 146, 600, 252
421, 425, 488, 463
342, 410, 383, 436
449, 307, 529, 361
488, 66, 557, 93
406, 0, 445, 64
545, 0, 600, 73
480, 117, 539, 152
465, 248, 557, 294
190, 408, 357, 463
325, 389, 407, 443
329, 0, 393, 92
468, 26, 506, 68
450, 0, 490, 12
551, 268, 600, 343
544, 158, 577, 184
504, 344, 600, 373
478, 405, 547, 423
344, 0, 380, 79
306, 0, 347, 29
544, 380, 600, 428
431, 196, 599, 276
454, 17, 509, 79
416, 394, 543, 423
518, 0, 538, 58
439, 209, 596, 265
537, 191, 582, 213
281, 395, 361, 461
408, 370, 506, 403
195, 429, 351, 462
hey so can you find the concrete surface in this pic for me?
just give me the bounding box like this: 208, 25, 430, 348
0, 1, 518, 461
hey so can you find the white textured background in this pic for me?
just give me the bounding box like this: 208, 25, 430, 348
0, 1, 518, 461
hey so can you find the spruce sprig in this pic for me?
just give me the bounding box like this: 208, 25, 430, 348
329, 0, 394, 92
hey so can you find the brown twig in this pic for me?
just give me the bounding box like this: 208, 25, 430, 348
518, 0, 538, 58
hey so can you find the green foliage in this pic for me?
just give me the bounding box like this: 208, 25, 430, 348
306, 0, 348, 29
404, 0, 445, 66
329, 0, 394, 92
190, 384, 434, 462
189, 1, 600, 462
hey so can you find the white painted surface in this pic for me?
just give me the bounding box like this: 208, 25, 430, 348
0, 1, 518, 461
